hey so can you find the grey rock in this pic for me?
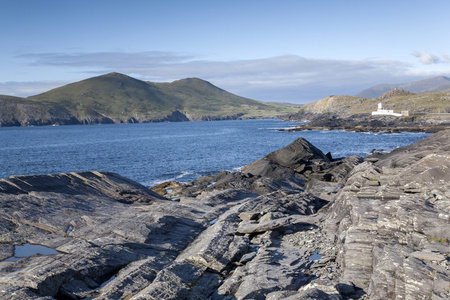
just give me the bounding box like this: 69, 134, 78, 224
239, 251, 257, 264
321, 130, 450, 299
237, 216, 294, 234
263, 137, 331, 169
238, 211, 260, 221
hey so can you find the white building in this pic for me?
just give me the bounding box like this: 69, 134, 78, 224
371, 102, 403, 117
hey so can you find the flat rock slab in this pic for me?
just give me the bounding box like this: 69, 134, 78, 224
410, 251, 446, 261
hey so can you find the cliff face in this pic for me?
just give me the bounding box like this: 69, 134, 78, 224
321, 129, 450, 299
0, 132, 449, 299
0, 102, 255, 126
0, 96, 79, 126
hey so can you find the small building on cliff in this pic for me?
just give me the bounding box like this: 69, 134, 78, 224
372, 103, 408, 117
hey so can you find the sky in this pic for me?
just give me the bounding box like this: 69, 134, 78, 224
1, 0, 450, 104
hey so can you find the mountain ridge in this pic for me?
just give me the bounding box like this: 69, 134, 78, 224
356, 76, 450, 98
0, 73, 299, 127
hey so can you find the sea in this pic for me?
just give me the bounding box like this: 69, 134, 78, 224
0, 119, 430, 187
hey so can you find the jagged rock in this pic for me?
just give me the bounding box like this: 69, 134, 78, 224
157, 137, 340, 197
263, 137, 331, 169
237, 216, 294, 234
175, 208, 248, 272
238, 212, 260, 221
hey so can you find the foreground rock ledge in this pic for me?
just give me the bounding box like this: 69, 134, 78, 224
0, 132, 449, 299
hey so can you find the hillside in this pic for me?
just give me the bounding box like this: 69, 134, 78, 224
0, 95, 76, 127
285, 89, 450, 120
0, 73, 299, 126
356, 76, 450, 98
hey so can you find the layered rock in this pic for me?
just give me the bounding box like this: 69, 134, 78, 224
319, 129, 450, 299
0, 132, 449, 299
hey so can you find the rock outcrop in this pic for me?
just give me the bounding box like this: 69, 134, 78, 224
282, 113, 450, 133
1, 132, 449, 299
319, 129, 450, 299
281, 89, 450, 133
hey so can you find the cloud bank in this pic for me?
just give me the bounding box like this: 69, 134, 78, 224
3, 51, 450, 103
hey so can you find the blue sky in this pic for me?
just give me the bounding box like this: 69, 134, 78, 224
1, 0, 450, 103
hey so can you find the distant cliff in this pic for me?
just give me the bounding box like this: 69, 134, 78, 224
0, 73, 298, 127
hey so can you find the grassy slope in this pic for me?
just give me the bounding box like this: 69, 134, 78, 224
29, 72, 177, 120
0, 95, 68, 123
294, 90, 450, 117
27, 73, 298, 121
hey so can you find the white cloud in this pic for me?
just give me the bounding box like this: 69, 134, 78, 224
18, 51, 195, 68
412, 50, 442, 64
0, 80, 70, 97
442, 53, 450, 63
3, 51, 449, 103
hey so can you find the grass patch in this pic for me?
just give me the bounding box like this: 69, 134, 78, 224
428, 237, 449, 243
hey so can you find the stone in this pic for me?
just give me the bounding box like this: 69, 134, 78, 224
238, 212, 260, 221
239, 251, 257, 264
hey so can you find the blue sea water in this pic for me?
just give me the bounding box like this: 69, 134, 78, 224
0, 120, 430, 187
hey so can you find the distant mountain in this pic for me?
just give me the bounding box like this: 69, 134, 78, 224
356, 76, 450, 98
0, 73, 299, 127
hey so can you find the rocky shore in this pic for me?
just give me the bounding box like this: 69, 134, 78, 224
281, 113, 450, 133
0, 107, 261, 127
1, 131, 449, 299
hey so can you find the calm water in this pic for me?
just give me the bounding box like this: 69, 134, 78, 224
0, 120, 429, 186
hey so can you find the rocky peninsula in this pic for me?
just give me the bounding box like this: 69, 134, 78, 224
282, 89, 450, 133
281, 113, 450, 134
1, 131, 449, 299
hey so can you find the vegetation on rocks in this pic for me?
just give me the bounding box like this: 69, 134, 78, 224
286, 89, 450, 118
283, 89, 450, 133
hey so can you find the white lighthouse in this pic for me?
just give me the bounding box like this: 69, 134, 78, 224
372, 102, 402, 116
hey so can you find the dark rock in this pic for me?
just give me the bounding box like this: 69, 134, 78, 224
292, 288, 338, 300
335, 282, 356, 295
263, 137, 331, 168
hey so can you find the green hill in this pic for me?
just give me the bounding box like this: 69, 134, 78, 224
284, 89, 450, 120
0, 73, 299, 126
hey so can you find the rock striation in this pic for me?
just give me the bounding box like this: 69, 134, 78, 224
0, 132, 449, 299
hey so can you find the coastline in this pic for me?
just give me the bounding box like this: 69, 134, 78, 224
0, 130, 449, 299
281, 113, 450, 133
